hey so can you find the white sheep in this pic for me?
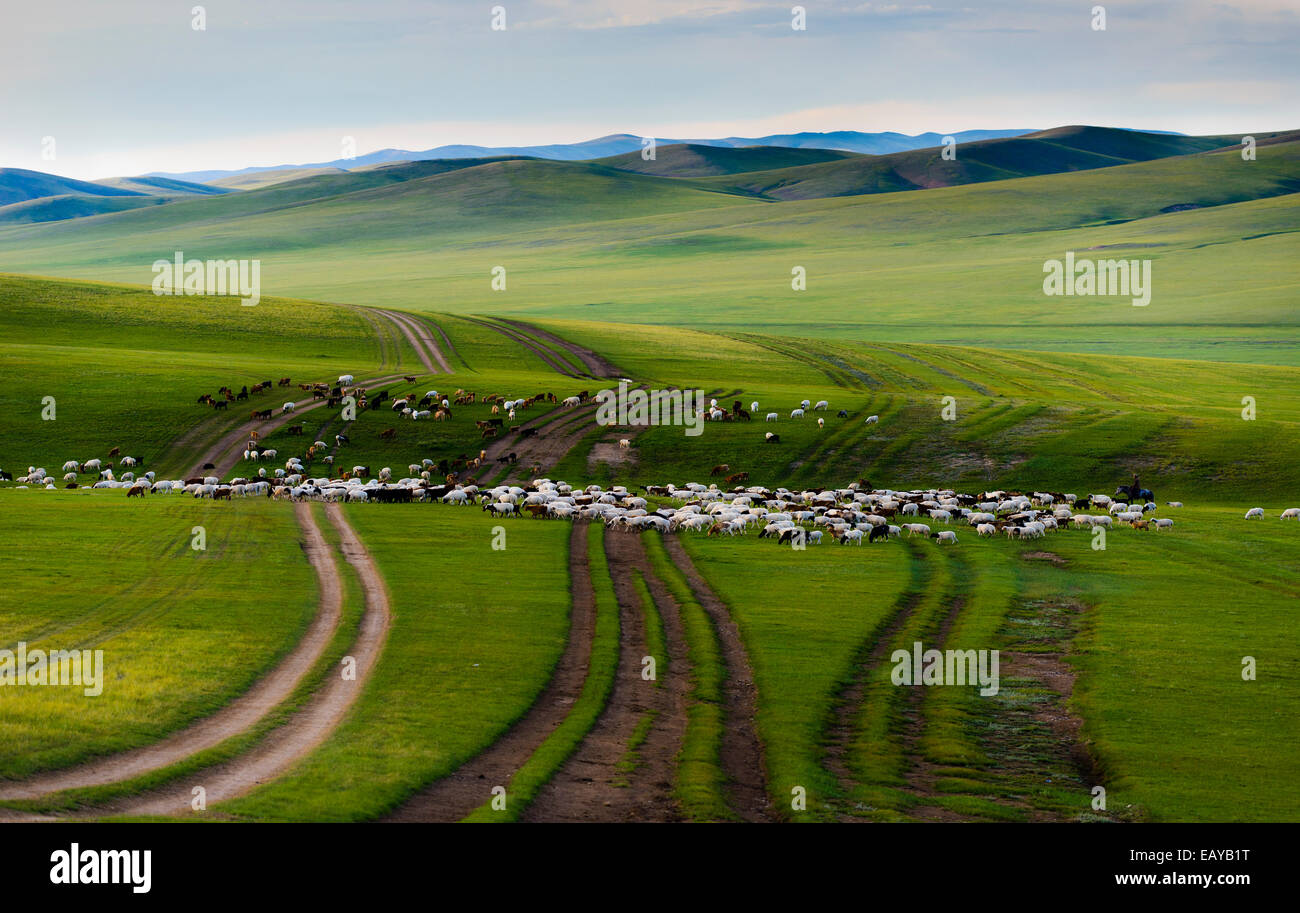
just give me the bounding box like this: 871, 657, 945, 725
1245, 507, 1264, 519
814, 400, 828, 411
865, 415, 878, 425
934, 530, 958, 544
282, 402, 295, 413
766, 412, 778, 422
790, 408, 805, 419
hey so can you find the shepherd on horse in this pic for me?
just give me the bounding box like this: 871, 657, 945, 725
1117, 472, 1154, 504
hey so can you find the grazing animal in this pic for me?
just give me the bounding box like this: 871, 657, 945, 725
1245, 507, 1265, 519
282, 402, 295, 413
790, 408, 805, 419
868, 524, 890, 543
932, 530, 958, 544
1280, 508, 1300, 520
765, 432, 780, 443
378, 427, 396, 441
837, 409, 848, 418
619, 439, 630, 449
817, 417, 824, 429
865, 415, 878, 424
765, 412, 778, 422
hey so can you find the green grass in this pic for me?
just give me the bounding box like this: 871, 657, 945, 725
681, 531, 916, 821
214, 504, 571, 821
5, 139, 1296, 363
641, 532, 732, 821
0, 493, 315, 781
6, 503, 367, 815
463, 522, 619, 821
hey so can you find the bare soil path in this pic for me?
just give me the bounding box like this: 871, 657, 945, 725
663, 535, 775, 822
497, 319, 621, 378
523, 530, 689, 822
0, 502, 344, 803
90, 502, 390, 818
460, 316, 583, 378
371, 308, 452, 374
384, 521, 598, 822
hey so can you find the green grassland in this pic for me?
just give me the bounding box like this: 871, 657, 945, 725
2, 132, 1295, 363
216, 503, 572, 821
0, 494, 315, 780
0, 124, 1296, 823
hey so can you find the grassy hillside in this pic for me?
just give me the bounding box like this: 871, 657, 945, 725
210, 167, 347, 190
0, 134, 1295, 364
0, 194, 171, 225
95, 176, 227, 196
0, 168, 142, 206
595, 143, 858, 177
691, 126, 1245, 200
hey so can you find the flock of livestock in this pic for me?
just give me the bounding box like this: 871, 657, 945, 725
9, 454, 1292, 544
4, 385, 1298, 542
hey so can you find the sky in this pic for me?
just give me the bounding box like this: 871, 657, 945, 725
2, 0, 1298, 179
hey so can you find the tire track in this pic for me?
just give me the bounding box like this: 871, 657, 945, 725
821, 538, 930, 820
523, 530, 689, 822
497, 319, 621, 378
384, 520, 598, 822
88, 502, 390, 818
185, 371, 409, 479
0, 502, 343, 803
662, 535, 775, 822
460, 316, 582, 378
371, 308, 452, 374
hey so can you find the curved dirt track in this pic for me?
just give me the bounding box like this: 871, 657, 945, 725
384, 521, 598, 822
524, 530, 689, 822
91, 502, 391, 818
371, 308, 452, 374
821, 540, 929, 820
460, 316, 583, 378
498, 319, 621, 378
662, 535, 775, 822
184, 371, 410, 478
0, 502, 344, 803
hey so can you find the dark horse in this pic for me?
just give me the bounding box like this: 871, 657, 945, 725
1117, 484, 1154, 503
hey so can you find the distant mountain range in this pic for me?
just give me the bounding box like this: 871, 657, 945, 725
144, 129, 1038, 184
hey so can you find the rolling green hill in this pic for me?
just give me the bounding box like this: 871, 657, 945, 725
595, 143, 858, 177
0, 168, 143, 206
0, 194, 173, 225
209, 167, 347, 190
95, 176, 228, 196
0, 131, 1295, 364
692, 126, 1250, 200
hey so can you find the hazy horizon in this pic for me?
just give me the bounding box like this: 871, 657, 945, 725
3, 0, 1296, 180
